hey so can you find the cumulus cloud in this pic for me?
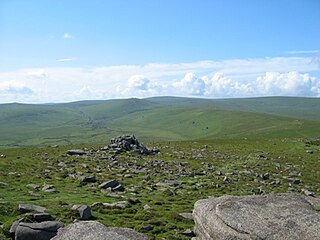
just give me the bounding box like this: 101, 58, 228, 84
0, 56, 319, 103
0, 80, 34, 95
172, 73, 206, 96
256, 72, 320, 96
128, 75, 151, 91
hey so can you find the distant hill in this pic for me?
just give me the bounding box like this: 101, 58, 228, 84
0, 97, 319, 148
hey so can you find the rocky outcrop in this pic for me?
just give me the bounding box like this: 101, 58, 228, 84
104, 135, 159, 155
193, 193, 320, 240
15, 221, 63, 240
51, 221, 149, 240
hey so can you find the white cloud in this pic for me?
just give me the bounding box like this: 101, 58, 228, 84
0, 56, 319, 103
27, 69, 47, 78
63, 33, 73, 39
256, 72, 320, 96
172, 73, 206, 96
287, 50, 319, 55
128, 75, 151, 90
56, 58, 77, 62
0, 80, 34, 96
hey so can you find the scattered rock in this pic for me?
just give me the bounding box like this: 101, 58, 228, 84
301, 188, 315, 197
178, 212, 193, 220
15, 221, 63, 240
180, 229, 195, 237
99, 180, 119, 189
261, 173, 270, 180
99, 179, 124, 191
51, 221, 149, 240
0, 154, 6, 158
140, 226, 153, 231
18, 204, 46, 213
28, 213, 52, 222
79, 176, 96, 185
193, 193, 320, 240
71, 205, 92, 220
26, 184, 40, 190
42, 183, 57, 193
306, 150, 314, 154
67, 149, 86, 156
102, 201, 128, 209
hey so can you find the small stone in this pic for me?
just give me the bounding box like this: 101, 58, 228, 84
262, 173, 270, 180
99, 180, 119, 189
72, 205, 92, 220
180, 229, 195, 237
67, 149, 86, 155
141, 226, 154, 231
178, 212, 193, 220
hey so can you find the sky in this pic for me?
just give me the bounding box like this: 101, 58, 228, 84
0, 0, 319, 103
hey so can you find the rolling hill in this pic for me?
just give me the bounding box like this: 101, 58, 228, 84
0, 97, 319, 148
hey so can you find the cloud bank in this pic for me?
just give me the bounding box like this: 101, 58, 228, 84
0, 56, 319, 103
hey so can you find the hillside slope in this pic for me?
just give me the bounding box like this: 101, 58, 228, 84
0, 97, 319, 148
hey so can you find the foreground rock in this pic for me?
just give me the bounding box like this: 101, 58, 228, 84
52, 221, 149, 240
18, 204, 46, 213
104, 135, 159, 155
15, 221, 63, 240
193, 193, 320, 240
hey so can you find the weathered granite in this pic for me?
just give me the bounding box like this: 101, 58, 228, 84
193, 193, 320, 240
52, 221, 149, 240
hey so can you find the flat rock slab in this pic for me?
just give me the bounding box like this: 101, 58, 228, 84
52, 221, 149, 240
15, 221, 63, 240
67, 149, 86, 155
193, 193, 320, 240
18, 204, 46, 213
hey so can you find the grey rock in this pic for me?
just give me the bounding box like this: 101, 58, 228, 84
102, 201, 128, 209
105, 135, 159, 155
113, 184, 125, 192
51, 221, 149, 240
181, 229, 195, 237
99, 180, 119, 189
178, 212, 193, 220
302, 188, 315, 197
26, 184, 40, 190
10, 220, 23, 238
15, 221, 63, 240
28, 213, 52, 222
193, 193, 320, 240
71, 205, 92, 220
67, 149, 86, 156
18, 204, 46, 213
79, 176, 96, 185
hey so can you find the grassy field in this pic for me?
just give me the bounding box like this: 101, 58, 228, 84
0, 97, 320, 148
0, 139, 319, 239
0, 96, 319, 239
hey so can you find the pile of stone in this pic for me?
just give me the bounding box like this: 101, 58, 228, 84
104, 135, 159, 155
193, 193, 320, 240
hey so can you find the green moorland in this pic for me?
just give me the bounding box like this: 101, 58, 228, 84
0, 96, 319, 239
0, 96, 320, 148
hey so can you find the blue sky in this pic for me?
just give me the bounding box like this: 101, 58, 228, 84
0, 0, 319, 103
